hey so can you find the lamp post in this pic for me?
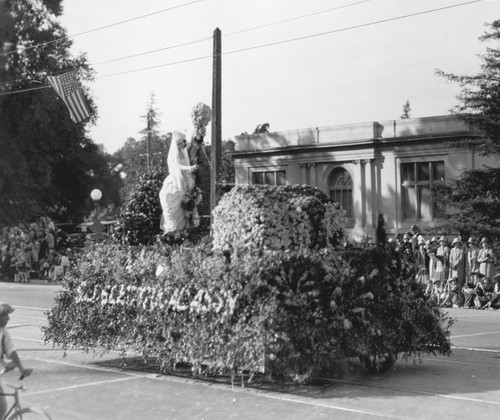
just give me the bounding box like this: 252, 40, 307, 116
89, 189, 105, 240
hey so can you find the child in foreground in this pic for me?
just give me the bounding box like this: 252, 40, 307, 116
0, 302, 32, 418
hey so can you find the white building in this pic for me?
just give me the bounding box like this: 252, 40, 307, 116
232, 115, 499, 241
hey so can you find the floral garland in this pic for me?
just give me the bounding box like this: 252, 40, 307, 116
191, 103, 212, 139
182, 186, 203, 229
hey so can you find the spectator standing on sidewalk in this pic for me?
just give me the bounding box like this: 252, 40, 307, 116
45, 228, 55, 252
477, 237, 495, 282
0, 250, 10, 281
428, 237, 439, 283
449, 237, 466, 288
414, 238, 430, 291
466, 237, 480, 284
437, 236, 450, 283
400, 234, 413, 261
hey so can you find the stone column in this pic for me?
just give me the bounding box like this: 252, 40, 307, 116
352, 160, 364, 231
309, 163, 316, 188
364, 159, 374, 230
300, 163, 309, 185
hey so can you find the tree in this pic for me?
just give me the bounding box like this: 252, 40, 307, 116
113, 94, 170, 201
111, 168, 165, 246
0, 0, 118, 223
436, 20, 500, 155
435, 20, 500, 243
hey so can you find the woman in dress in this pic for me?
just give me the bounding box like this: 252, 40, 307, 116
465, 237, 480, 284
477, 237, 495, 282
159, 131, 199, 236
414, 238, 430, 292
449, 237, 466, 288
437, 236, 450, 285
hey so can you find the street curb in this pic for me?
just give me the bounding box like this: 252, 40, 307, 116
0, 279, 63, 286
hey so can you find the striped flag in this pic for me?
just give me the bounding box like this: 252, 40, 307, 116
47, 71, 90, 123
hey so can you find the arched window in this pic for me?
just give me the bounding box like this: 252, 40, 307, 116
328, 167, 353, 218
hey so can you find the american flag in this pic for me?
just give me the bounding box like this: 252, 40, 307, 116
47, 71, 90, 123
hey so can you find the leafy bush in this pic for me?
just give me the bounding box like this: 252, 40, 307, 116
212, 184, 345, 252
111, 168, 165, 246
43, 240, 452, 381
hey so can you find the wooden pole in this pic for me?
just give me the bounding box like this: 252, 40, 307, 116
211, 28, 222, 214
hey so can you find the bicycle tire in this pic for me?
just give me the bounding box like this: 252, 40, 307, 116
6, 406, 52, 420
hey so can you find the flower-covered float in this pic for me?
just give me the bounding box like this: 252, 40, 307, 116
44, 184, 453, 385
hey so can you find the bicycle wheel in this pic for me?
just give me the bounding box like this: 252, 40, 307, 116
6, 406, 52, 420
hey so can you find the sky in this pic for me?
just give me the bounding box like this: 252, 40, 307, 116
58, 0, 499, 153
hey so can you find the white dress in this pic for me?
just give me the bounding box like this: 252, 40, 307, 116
159, 167, 194, 234
159, 134, 196, 235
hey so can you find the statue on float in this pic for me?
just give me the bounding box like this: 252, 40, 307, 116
159, 103, 212, 237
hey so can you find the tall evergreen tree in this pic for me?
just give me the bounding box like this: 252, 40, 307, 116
113, 93, 170, 201
0, 0, 117, 223
435, 20, 500, 241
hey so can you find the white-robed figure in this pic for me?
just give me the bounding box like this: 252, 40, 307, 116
159, 131, 198, 235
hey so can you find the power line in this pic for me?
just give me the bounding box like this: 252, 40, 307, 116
0, 0, 372, 85
222, 0, 483, 56
92, 36, 212, 66
89, 0, 371, 67
0, 0, 204, 57
98, 0, 484, 78
0, 0, 483, 96
225, 0, 371, 37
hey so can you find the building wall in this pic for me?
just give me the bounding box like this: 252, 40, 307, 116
232, 115, 499, 241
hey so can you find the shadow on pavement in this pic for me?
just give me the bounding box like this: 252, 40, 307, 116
90, 348, 500, 402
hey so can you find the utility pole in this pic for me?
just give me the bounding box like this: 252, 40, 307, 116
211, 28, 222, 214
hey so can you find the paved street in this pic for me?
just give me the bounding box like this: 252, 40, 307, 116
1, 282, 499, 419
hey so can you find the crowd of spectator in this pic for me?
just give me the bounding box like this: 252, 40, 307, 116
0, 217, 74, 283
385, 224, 500, 310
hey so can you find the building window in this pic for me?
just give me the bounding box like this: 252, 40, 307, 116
401, 161, 445, 221
252, 170, 286, 186
328, 167, 353, 218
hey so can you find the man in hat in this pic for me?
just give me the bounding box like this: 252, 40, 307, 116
0, 303, 32, 418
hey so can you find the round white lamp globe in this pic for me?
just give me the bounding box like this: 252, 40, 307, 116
90, 189, 102, 202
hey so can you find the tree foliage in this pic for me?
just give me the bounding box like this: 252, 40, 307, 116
112, 94, 170, 201
436, 20, 500, 155
0, 0, 119, 223
435, 20, 500, 247
111, 168, 165, 246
